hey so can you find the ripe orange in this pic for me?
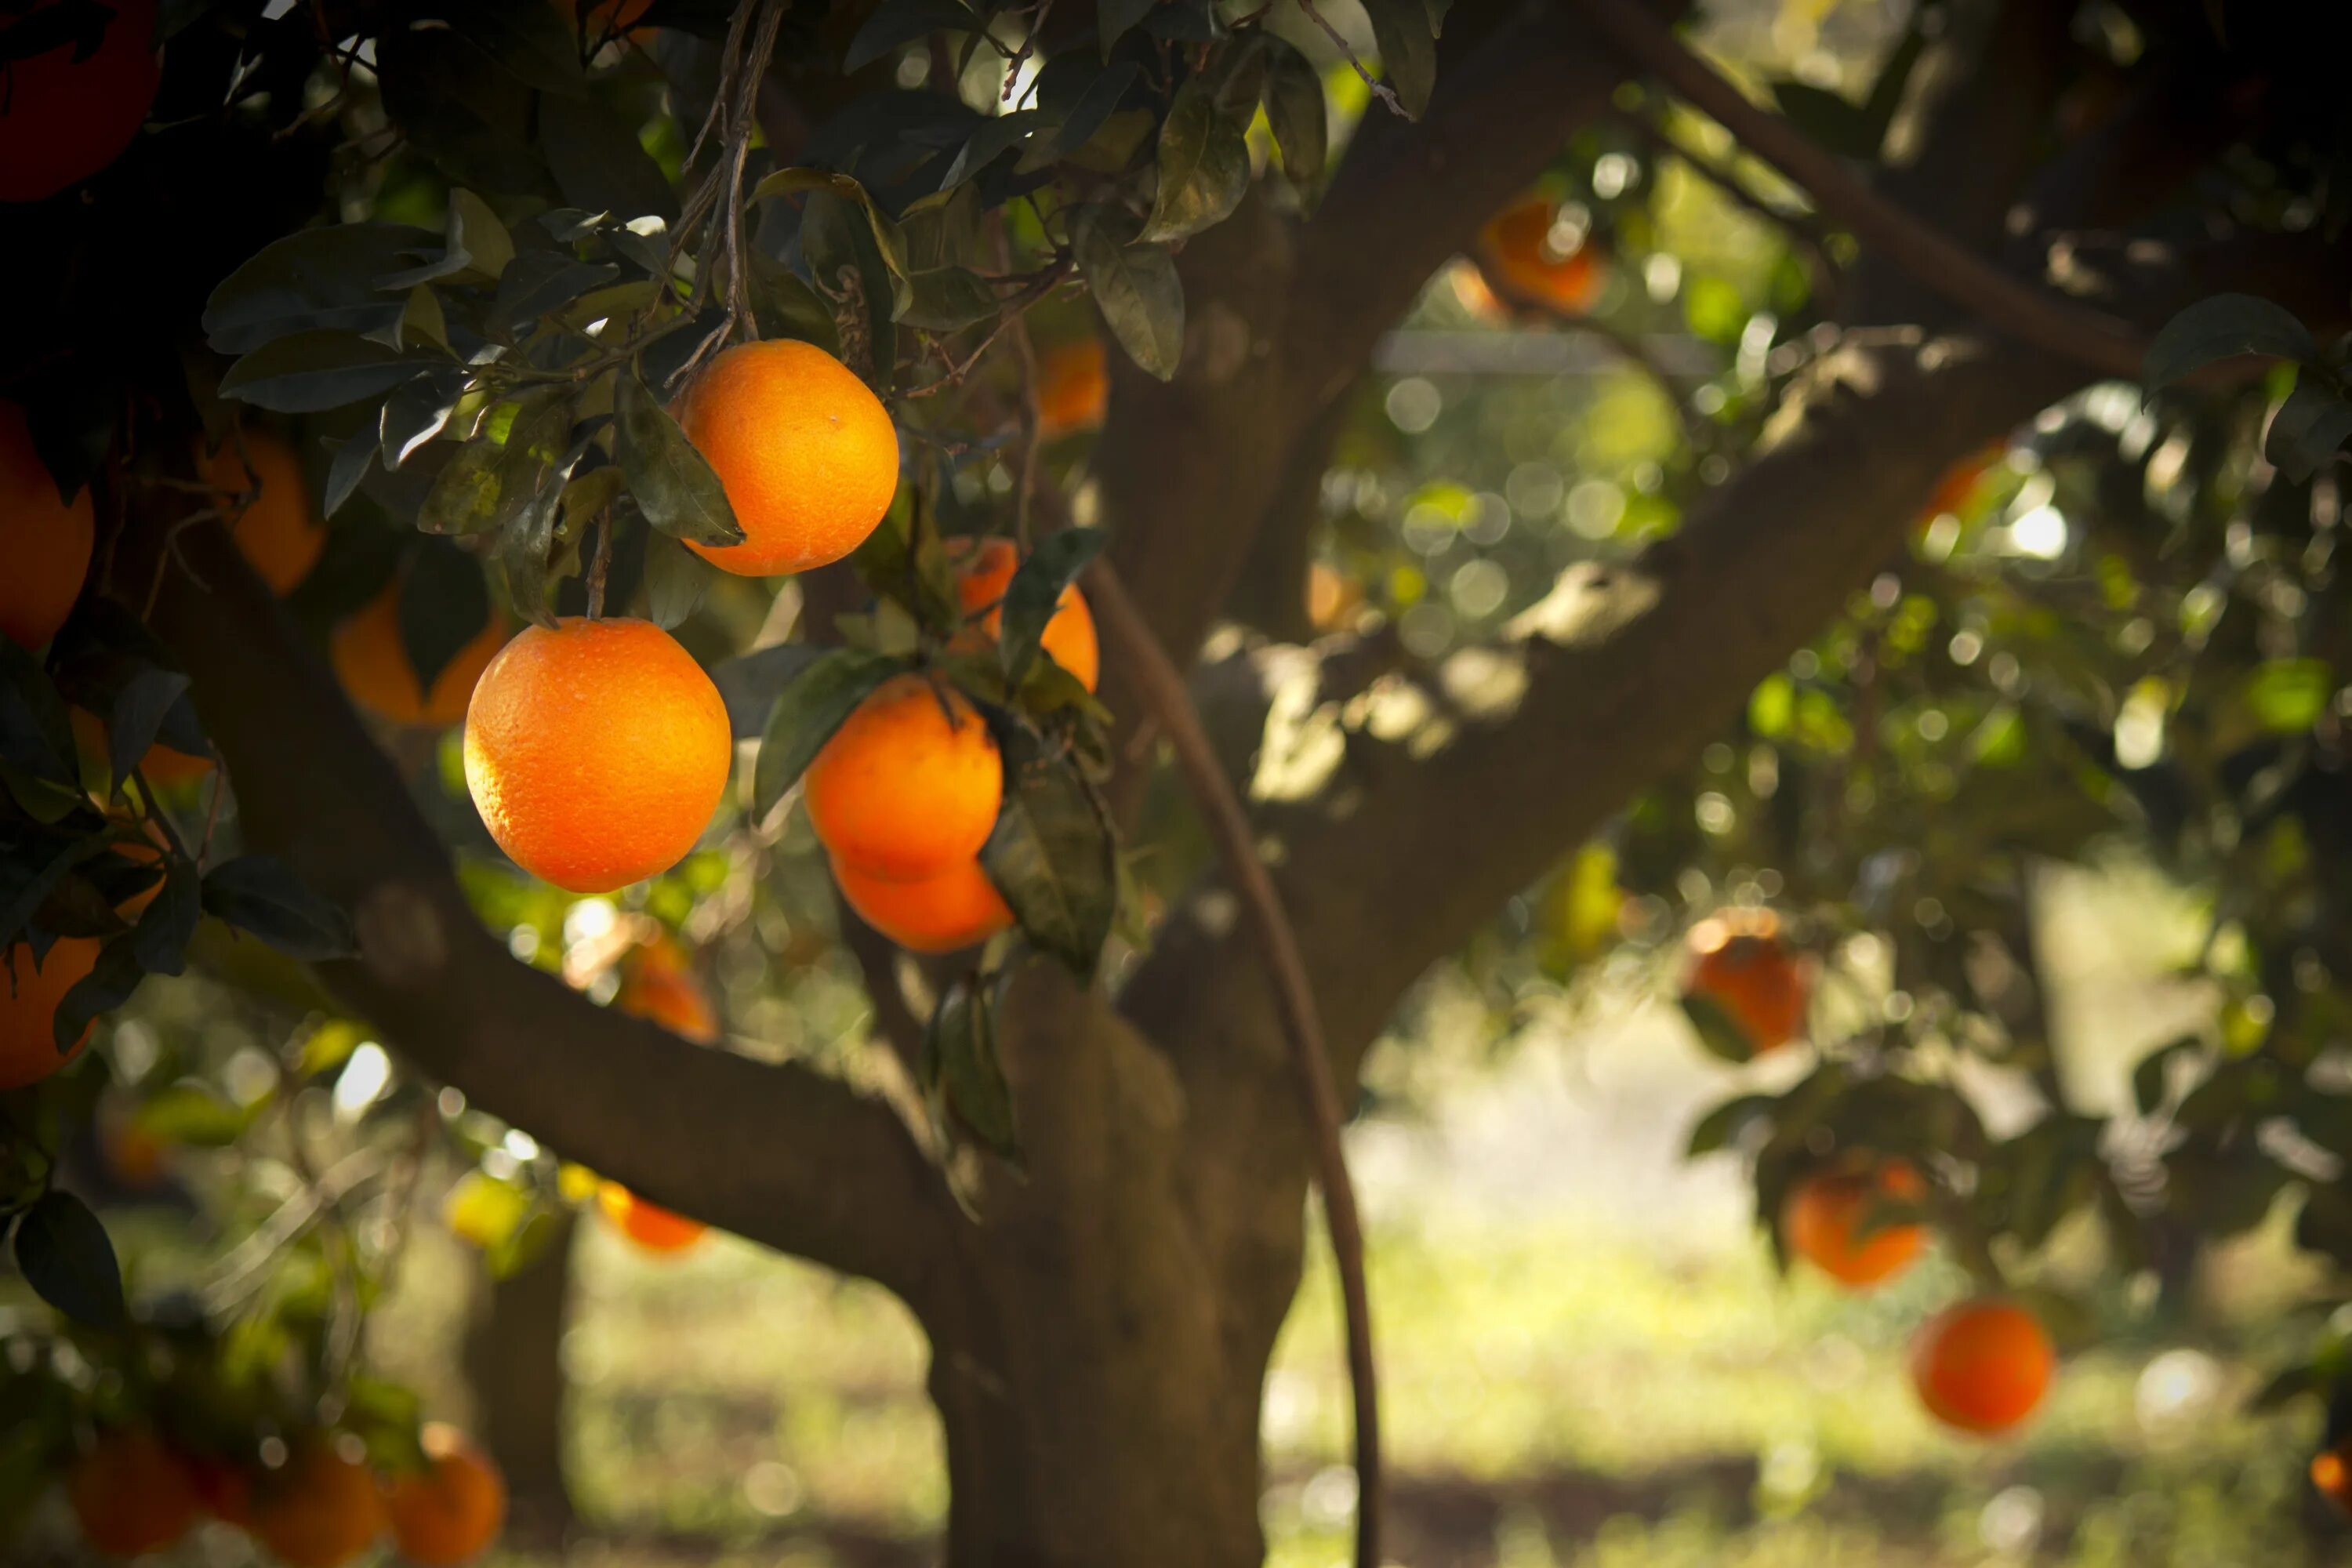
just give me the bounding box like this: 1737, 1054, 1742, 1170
71, 707, 216, 792
383, 1424, 507, 1566
249, 1436, 386, 1568
1, 938, 103, 1089
0, 0, 160, 203
949, 537, 1100, 692
1478, 198, 1606, 315
0, 399, 94, 648
332, 584, 508, 728
463, 616, 732, 895
1034, 338, 1109, 437
613, 934, 720, 1044
1781, 1156, 1929, 1289
1684, 909, 1809, 1056
597, 1179, 706, 1254
804, 673, 1003, 881
1910, 1298, 2055, 1436
67, 1427, 201, 1557
674, 339, 899, 576
2314, 1443, 2352, 1515
831, 852, 1012, 954
205, 432, 325, 593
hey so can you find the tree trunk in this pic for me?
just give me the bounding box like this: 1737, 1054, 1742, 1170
460, 1213, 579, 1541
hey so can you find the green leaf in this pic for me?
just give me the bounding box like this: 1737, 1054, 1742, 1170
1073, 206, 1183, 380
801, 186, 906, 376
752, 650, 906, 819
614, 371, 744, 547
641, 533, 714, 630
381, 189, 516, 289
201, 855, 355, 960
218, 332, 426, 414
2264, 379, 2352, 480
2143, 293, 2320, 390
53, 933, 143, 1051
488, 252, 622, 336
1100, 0, 1156, 53
1679, 989, 1758, 1064
419, 392, 574, 537
397, 543, 494, 694
134, 1081, 252, 1147
710, 644, 827, 739
903, 267, 1000, 332
2242, 659, 2333, 733
129, 866, 201, 979
754, 169, 913, 318
107, 668, 189, 793
1359, 0, 1437, 118
324, 429, 379, 518
844, 0, 978, 73
380, 375, 461, 468
201, 223, 433, 354
979, 726, 1116, 978
1261, 35, 1327, 182
12, 1192, 125, 1329
1140, 80, 1250, 243
539, 93, 681, 224
1686, 1092, 1773, 1156
998, 528, 1105, 686
927, 973, 1020, 1162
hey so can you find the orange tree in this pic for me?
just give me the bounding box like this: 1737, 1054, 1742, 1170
5, 2, 2352, 1566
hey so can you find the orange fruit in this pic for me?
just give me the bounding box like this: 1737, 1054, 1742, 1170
804, 673, 1003, 881
383, 1424, 507, 1566
1684, 909, 1809, 1056
831, 852, 1013, 954
1478, 198, 1606, 315
1781, 1156, 1929, 1288
249, 1436, 385, 1568
99, 1105, 173, 1189
71, 707, 216, 792
1305, 561, 1363, 632
0, 399, 95, 648
183, 1453, 255, 1527
332, 583, 508, 728
674, 339, 899, 576
1910, 1298, 2055, 1436
613, 935, 720, 1044
597, 1179, 706, 1254
2314, 1443, 2352, 1515
205, 432, 324, 593
67, 1427, 201, 1558
949, 536, 1100, 692
0, 0, 160, 203
463, 616, 732, 895
1034, 338, 1108, 437
1, 938, 103, 1090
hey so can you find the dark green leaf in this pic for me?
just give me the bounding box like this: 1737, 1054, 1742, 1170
52, 932, 142, 1052
927, 974, 1020, 1161
1073, 206, 1182, 380
1679, 989, 1757, 1063
710, 644, 827, 739
800, 186, 907, 368
325, 430, 379, 520
844, 0, 977, 73
380, 375, 462, 469
1261, 36, 1327, 182
1140, 81, 1250, 243
201, 223, 432, 354
1026, 59, 1141, 168
2264, 379, 2352, 480
419, 392, 574, 537
979, 728, 1115, 978
1099, 0, 1156, 53
380, 190, 516, 289
129, 867, 201, 979
201, 856, 356, 961
1686, 1092, 1773, 1156
903, 267, 1000, 332
642, 532, 714, 630
753, 650, 906, 818
397, 543, 494, 695
13, 1192, 125, 1329
2143, 293, 2321, 390
1359, 0, 1436, 118
540, 93, 680, 224
614, 371, 743, 547
489, 252, 622, 336
107, 669, 189, 794
998, 529, 1105, 686
939, 110, 1046, 191
218, 332, 426, 414
0, 637, 78, 788
133, 1081, 252, 1148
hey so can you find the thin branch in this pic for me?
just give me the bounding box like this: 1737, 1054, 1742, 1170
1576, 0, 2147, 377
1079, 554, 1384, 1568
1295, 0, 1406, 118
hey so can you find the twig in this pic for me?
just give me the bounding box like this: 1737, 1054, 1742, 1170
1000, 0, 1056, 102
1579, 0, 2147, 377
1077, 554, 1384, 1568
994, 224, 1044, 548
586, 508, 614, 619
1296, 0, 1406, 119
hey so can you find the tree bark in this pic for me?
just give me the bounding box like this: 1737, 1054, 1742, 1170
459, 1217, 579, 1541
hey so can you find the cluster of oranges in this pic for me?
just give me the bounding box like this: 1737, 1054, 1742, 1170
1682, 909, 2056, 1436
64, 1422, 503, 1566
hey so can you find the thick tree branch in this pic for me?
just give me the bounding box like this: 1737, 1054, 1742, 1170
136, 518, 959, 1313
1577, 0, 2147, 376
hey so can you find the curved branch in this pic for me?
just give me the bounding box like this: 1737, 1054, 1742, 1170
135, 516, 960, 1314
1577, 0, 2148, 377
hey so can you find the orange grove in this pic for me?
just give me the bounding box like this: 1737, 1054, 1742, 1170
675, 339, 899, 576
1478, 198, 1606, 316
205, 432, 325, 594
1684, 908, 1810, 1056
613, 934, 720, 1044
332, 583, 508, 728
832, 852, 1013, 954
383, 1424, 508, 1566
804, 673, 1004, 882
0, 400, 95, 648
1910, 1298, 2055, 1437
0, 0, 161, 204
950, 536, 1100, 693
597, 1180, 706, 1254
67, 1427, 201, 1559
463, 617, 732, 895
249, 1436, 386, 1568
1035, 338, 1109, 438
1781, 1156, 1929, 1289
